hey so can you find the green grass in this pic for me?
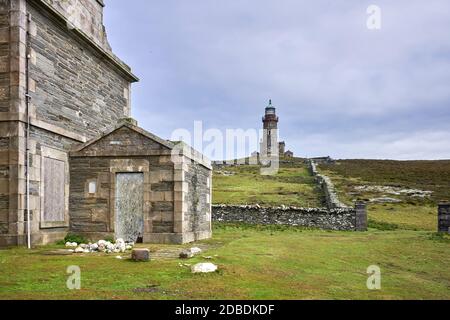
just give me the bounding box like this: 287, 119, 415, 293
213, 160, 322, 207
317, 160, 450, 232
319, 159, 450, 203
1, 224, 449, 300
1, 159, 448, 300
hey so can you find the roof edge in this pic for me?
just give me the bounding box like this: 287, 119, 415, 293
34, 0, 139, 83
71, 119, 174, 153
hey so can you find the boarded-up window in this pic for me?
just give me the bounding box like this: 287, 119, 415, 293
43, 158, 65, 222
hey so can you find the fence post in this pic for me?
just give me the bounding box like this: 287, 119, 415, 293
355, 201, 368, 231
438, 202, 450, 233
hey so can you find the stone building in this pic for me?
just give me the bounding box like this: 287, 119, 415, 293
69, 119, 212, 244
284, 150, 294, 158
0, 0, 212, 246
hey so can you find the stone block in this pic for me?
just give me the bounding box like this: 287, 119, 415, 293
9, 26, 26, 45
0, 27, 9, 43
174, 181, 188, 193
0, 209, 8, 223
149, 191, 164, 202
0, 56, 9, 73
174, 200, 187, 213
438, 203, 450, 233
153, 201, 173, 212
159, 156, 172, 164
149, 172, 161, 184
164, 191, 173, 201
159, 170, 173, 182
131, 248, 150, 262
162, 212, 174, 223
173, 170, 185, 182
0, 179, 8, 193
174, 191, 186, 202
28, 78, 36, 93
355, 201, 368, 231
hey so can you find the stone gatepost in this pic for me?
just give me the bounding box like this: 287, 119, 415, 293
355, 201, 368, 231
438, 202, 450, 233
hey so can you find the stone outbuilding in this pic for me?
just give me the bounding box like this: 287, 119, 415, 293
69, 119, 212, 244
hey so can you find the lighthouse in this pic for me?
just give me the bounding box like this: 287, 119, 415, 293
261, 100, 279, 157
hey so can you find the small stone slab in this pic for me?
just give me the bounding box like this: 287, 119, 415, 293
131, 249, 150, 262
191, 263, 218, 274
179, 247, 203, 259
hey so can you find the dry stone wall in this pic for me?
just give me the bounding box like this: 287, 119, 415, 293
308, 160, 349, 209
212, 205, 360, 231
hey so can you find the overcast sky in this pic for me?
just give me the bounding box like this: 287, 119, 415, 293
104, 0, 450, 160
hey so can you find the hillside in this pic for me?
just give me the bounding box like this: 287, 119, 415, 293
213, 159, 322, 207
318, 160, 450, 231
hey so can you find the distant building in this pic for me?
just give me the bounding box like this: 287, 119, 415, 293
279, 141, 286, 155
311, 156, 334, 164
284, 151, 294, 158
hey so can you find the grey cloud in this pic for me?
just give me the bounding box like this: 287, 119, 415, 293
104, 0, 450, 160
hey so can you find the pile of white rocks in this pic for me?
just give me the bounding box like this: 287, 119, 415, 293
66, 238, 134, 254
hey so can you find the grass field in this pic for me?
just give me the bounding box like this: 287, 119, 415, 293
318, 160, 450, 232
0, 223, 449, 300
213, 160, 322, 207
319, 160, 450, 203
1, 158, 449, 300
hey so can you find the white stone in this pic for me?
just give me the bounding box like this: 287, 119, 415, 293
190, 247, 202, 255
74, 247, 84, 254
115, 239, 126, 252
191, 263, 218, 274
65, 242, 78, 248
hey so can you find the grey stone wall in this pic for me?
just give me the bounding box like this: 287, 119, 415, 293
213, 205, 360, 231
69, 124, 176, 241
0, 0, 138, 246
0, 7, 9, 113
185, 161, 211, 235
69, 155, 175, 236
28, 3, 130, 140
69, 122, 213, 244
438, 203, 450, 233
41, 0, 111, 51
308, 160, 348, 209
0, 135, 8, 234
0, 4, 12, 236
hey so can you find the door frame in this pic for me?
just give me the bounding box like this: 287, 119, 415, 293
108, 159, 150, 235
114, 172, 145, 241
